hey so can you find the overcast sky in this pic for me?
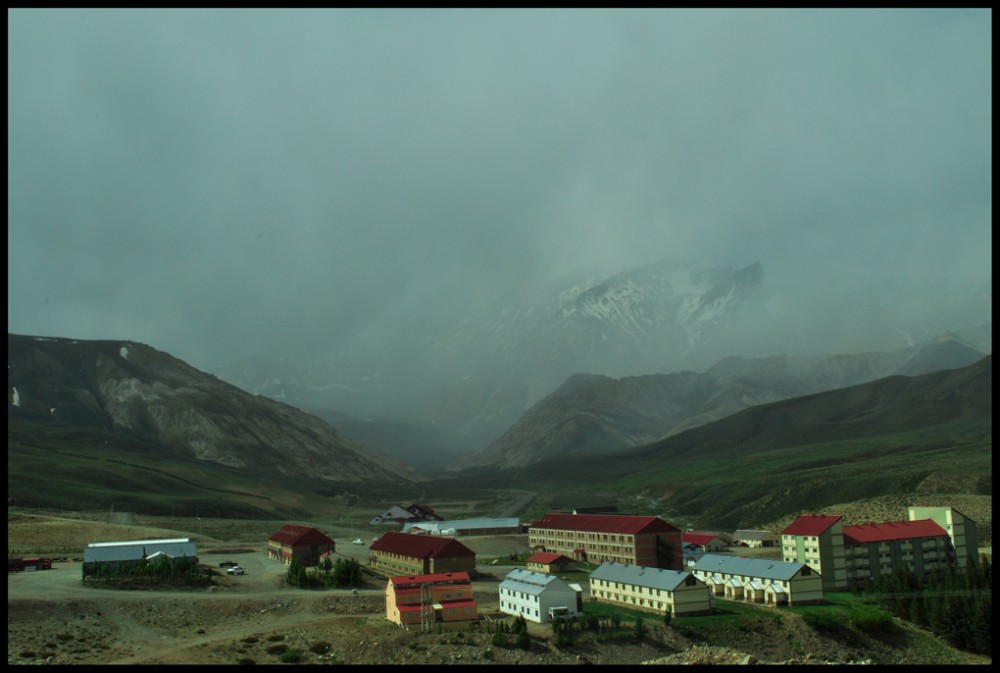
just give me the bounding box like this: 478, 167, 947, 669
8, 9, 992, 371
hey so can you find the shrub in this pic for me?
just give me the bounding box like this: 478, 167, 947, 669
848, 606, 894, 633
237, 658, 256, 665
801, 610, 842, 633
309, 641, 331, 654
266, 644, 288, 655
279, 648, 302, 663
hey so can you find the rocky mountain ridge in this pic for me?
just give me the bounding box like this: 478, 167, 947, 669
7, 333, 425, 484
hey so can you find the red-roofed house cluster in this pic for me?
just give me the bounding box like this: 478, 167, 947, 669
781, 506, 979, 591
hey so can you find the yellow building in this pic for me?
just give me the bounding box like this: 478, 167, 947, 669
589, 562, 714, 617
385, 572, 477, 627
691, 554, 824, 606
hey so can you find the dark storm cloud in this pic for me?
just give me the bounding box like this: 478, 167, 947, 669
8, 9, 992, 370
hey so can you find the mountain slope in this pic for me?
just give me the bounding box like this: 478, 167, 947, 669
459, 334, 989, 470
7, 334, 427, 506
510, 355, 991, 530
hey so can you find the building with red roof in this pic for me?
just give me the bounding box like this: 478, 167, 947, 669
369, 531, 477, 577
782, 507, 977, 590
266, 524, 336, 567
682, 532, 727, 552
528, 513, 682, 570
526, 551, 576, 574
385, 571, 477, 626
780, 514, 847, 591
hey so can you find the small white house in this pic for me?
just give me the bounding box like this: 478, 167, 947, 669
498, 569, 582, 623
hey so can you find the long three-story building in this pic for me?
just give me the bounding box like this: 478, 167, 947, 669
528, 513, 682, 570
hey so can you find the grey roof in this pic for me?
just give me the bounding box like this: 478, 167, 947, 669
500, 568, 574, 596
83, 538, 197, 563
402, 517, 520, 534
589, 562, 697, 592
691, 553, 810, 581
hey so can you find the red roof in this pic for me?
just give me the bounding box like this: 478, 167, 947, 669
843, 519, 948, 544
268, 524, 335, 547
389, 571, 471, 587
781, 515, 842, 537
371, 531, 475, 560
683, 532, 720, 546
529, 513, 679, 535
406, 503, 444, 521
527, 552, 573, 564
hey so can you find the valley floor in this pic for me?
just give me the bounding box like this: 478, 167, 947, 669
7, 511, 991, 666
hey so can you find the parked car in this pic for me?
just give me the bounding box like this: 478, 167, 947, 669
226, 566, 246, 575
352, 538, 365, 545
219, 561, 239, 568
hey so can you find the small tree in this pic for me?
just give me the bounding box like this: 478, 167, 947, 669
662, 609, 672, 628
286, 560, 308, 588
634, 614, 647, 641
332, 557, 363, 587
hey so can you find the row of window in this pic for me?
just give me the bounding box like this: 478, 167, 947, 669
500, 602, 539, 617
593, 590, 668, 610
531, 531, 636, 543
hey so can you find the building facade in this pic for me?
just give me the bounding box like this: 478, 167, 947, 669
781, 507, 977, 591
385, 572, 478, 626
528, 513, 682, 569
369, 531, 477, 577
908, 506, 979, 568
83, 538, 198, 577
498, 569, 583, 623
732, 529, 779, 548
589, 562, 714, 617
691, 554, 824, 606
780, 514, 847, 591
267, 525, 336, 567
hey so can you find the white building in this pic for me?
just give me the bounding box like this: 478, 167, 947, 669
402, 517, 521, 536
82, 537, 198, 577
498, 569, 583, 623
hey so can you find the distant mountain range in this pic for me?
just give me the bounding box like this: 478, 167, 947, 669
213, 258, 991, 454
212, 259, 767, 448
457, 326, 990, 471
7, 332, 991, 529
